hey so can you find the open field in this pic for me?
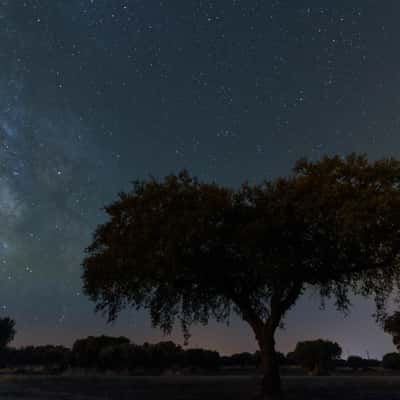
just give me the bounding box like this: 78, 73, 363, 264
0, 375, 400, 400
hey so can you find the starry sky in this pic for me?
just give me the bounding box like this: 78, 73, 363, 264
1, 0, 400, 358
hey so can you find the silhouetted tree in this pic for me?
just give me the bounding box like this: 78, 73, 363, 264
0, 345, 70, 371
290, 339, 342, 375
98, 343, 134, 371
365, 358, 381, 368
384, 312, 400, 351
0, 347, 16, 368
382, 352, 400, 370
230, 352, 255, 368
181, 348, 220, 370
0, 317, 15, 348
147, 341, 182, 371
72, 335, 130, 368
98, 343, 150, 371
275, 352, 286, 367
347, 355, 364, 371
32, 345, 70, 370
82, 154, 400, 399
255, 351, 285, 369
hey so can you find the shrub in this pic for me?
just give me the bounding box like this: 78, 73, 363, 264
290, 339, 342, 375
382, 353, 400, 370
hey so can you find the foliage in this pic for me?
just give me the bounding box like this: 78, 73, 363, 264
382, 352, 400, 370
289, 339, 342, 374
83, 155, 400, 336
71, 337, 221, 372
346, 355, 364, 371
180, 348, 220, 370
0, 338, 224, 373
345, 356, 380, 370
364, 358, 381, 368
0, 345, 70, 370
98, 343, 134, 371
71, 335, 130, 368
0, 317, 16, 348
144, 341, 182, 370
384, 312, 400, 350
82, 154, 400, 396
228, 352, 255, 368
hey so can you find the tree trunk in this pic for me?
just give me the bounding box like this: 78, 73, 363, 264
310, 361, 328, 376
257, 328, 282, 400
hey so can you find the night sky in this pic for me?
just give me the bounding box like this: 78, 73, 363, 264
1, 0, 400, 358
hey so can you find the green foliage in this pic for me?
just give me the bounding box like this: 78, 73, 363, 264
289, 339, 342, 374
382, 352, 400, 370
0, 317, 16, 348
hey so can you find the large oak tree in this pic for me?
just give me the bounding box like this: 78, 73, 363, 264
82, 154, 400, 399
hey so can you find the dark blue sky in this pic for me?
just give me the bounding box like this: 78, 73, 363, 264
0, 0, 399, 357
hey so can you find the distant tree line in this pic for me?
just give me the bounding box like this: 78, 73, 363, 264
69, 337, 221, 372
0, 345, 70, 371
0, 337, 289, 373
0, 337, 222, 373
1, 316, 399, 374
0, 334, 398, 374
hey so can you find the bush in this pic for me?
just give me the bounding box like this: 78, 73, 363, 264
382, 353, 400, 370
289, 339, 342, 375
71, 336, 130, 368
0, 346, 70, 370
228, 352, 255, 368
146, 341, 182, 370
180, 348, 220, 370
364, 358, 381, 368
347, 355, 364, 371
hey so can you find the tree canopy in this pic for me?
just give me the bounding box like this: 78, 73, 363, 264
384, 312, 400, 350
0, 317, 16, 349
71, 335, 130, 368
382, 352, 400, 370
346, 355, 364, 371
288, 339, 342, 375
82, 154, 400, 398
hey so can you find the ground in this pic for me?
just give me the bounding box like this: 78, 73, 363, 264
0, 375, 399, 399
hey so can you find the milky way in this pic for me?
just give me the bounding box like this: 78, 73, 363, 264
0, 0, 399, 357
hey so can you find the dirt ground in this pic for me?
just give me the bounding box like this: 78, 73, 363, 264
0, 375, 399, 399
